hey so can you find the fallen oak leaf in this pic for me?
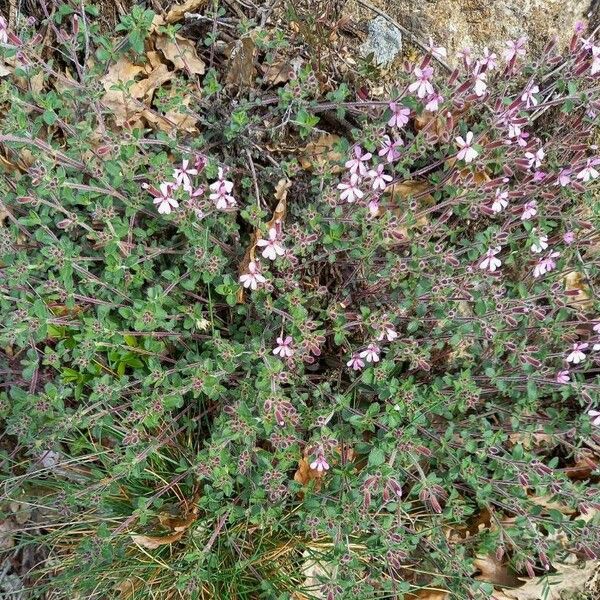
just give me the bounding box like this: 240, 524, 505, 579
130, 530, 185, 549
472, 554, 522, 588
165, 0, 209, 23
155, 35, 205, 75
299, 133, 344, 172
226, 35, 257, 90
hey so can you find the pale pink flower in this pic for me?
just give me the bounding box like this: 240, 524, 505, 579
0, 16, 7, 45
525, 147, 544, 170
566, 342, 588, 364
521, 200, 537, 220
337, 180, 364, 203
310, 454, 330, 473
173, 159, 198, 191
491, 189, 508, 213
479, 246, 502, 272
521, 84, 539, 108
593, 322, 600, 334
239, 261, 266, 290
533, 251, 560, 278
556, 168, 572, 187
479, 47, 497, 71
427, 38, 447, 60
588, 409, 600, 426
457, 47, 472, 66
209, 167, 236, 210
153, 182, 178, 214
368, 164, 393, 191
504, 37, 527, 62
367, 198, 380, 217
425, 93, 444, 112
257, 228, 285, 261
273, 335, 294, 358
378, 135, 403, 162
473, 72, 487, 97
530, 230, 548, 253
455, 131, 479, 163
345, 146, 372, 177
347, 353, 365, 371
563, 231, 576, 245
360, 343, 381, 363
408, 66, 434, 99
377, 325, 398, 342
591, 46, 600, 76
556, 370, 570, 384
387, 102, 411, 128
576, 158, 600, 182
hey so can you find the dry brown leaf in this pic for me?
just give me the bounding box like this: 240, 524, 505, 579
499, 560, 600, 600
529, 494, 576, 514
563, 270, 592, 310
0, 63, 11, 77
155, 35, 205, 75
473, 554, 522, 588
165, 0, 208, 23
262, 59, 295, 85
130, 63, 173, 102
407, 590, 449, 600
157, 510, 198, 532
299, 133, 343, 171
564, 448, 598, 480
101, 57, 145, 126
226, 36, 256, 90
146, 50, 164, 71
294, 457, 325, 487
131, 530, 185, 549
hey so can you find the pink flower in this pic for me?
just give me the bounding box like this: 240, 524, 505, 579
455, 131, 479, 163
425, 93, 444, 112
457, 47, 472, 66
347, 353, 365, 371
257, 228, 285, 261
0, 16, 7, 45
521, 84, 539, 108
525, 147, 544, 170
427, 38, 447, 60
368, 164, 393, 191
153, 182, 178, 214
533, 251, 560, 278
387, 102, 411, 128
504, 37, 527, 62
530, 230, 548, 253
567, 342, 588, 364
473, 72, 487, 97
378, 135, 403, 162
556, 168, 572, 187
521, 200, 537, 220
577, 158, 600, 182
209, 167, 236, 210
588, 409, 600, 426
173, 158, 198, 191
367, 198, 380, 217
310, 454, 330, 473
591, 46, 600, 76
337, 180, 364, 203
360, 343, 380, 363
239, 261, 266, 290
408, 66, 434, 99
593, 321, 600, 334
479, 47, 497, 71
273, 335, 294, 358
377, 325, 398, 342
345, 146, 372, 177
479, 246, 502, 272
491, 189, 508, 213
563, 231, 576, 245
556, 370, 570, 384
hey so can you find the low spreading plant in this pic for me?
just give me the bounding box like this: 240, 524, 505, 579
1, 5, 600, 599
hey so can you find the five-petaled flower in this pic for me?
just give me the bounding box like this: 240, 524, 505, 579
591, 46, 600, 75
530, 230, 548, 253
521, 200, 537, 220
533, 251, 559, 278
576, 158, 600, 182
588, 409, 600, 426
273, 335, 294, 358
408, 66, 435, 99
556, 370, 570, 384
567, 342, 589, 364
556, 168, 572, 187
425, 93, 444, 112
153, 182, 178, 214
525, 147, 545, 170
337, 180, 364, 203
310, 453, 330, 473
521, 84, 540, 108
377, 325, 398, 342
473, 72, 487, 97
368, 164, 393, 191
491, 189, 508, 213
504, 37, 527, 62
479, 47, 497, 71
387, 102, 411, 128
209, 167, 236, 210
239, 261, 266, 290
427, 38, 447, 60
360, 343, 381, 363
257, 228, 285, 261
345, 146, 372, 178
455, 131, 479, 163
173, 159, 198, 192
347, 353, 365, 371
378, 135, 403, 162
479, 246, 502, 272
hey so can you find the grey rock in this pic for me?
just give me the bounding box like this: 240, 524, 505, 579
360, 16, 402, 66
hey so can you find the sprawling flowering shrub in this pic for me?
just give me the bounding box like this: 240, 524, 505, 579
1, 7, 600, 599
